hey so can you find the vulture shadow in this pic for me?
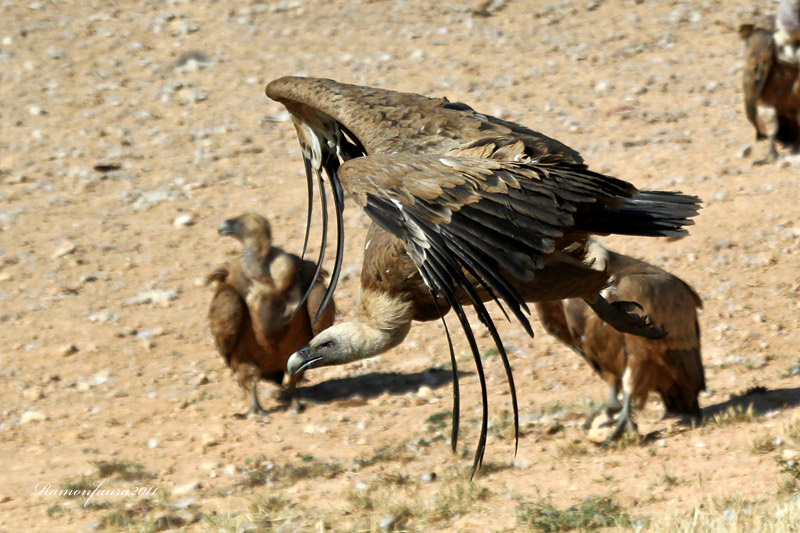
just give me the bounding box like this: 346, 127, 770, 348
294, 367, 471, 404
701, 386, 800, 420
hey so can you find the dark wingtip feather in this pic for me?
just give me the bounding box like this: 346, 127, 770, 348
297, 169, 329, 314
430, 293, 461, 454
301, 158, 314, 260
314, 166, 344, 324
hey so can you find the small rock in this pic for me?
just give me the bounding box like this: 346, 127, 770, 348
586, 412, 615, 444
201, 432, 222, 447
148, 439, 159, 449
172, 481, 200, 496
420, 472, 436, 483
0, 272, 12, 282
0, 495, 11, 503
416, 385, 433, 399
737, 144, 752, 159
594, 80, 611, 94
23, 387, 44, 401
173, 213, 195, 227
127, 289, 178, 306
28, 105, 47, 116
60, 344, 79, 357
86, 310, 119, 323
195, 374, 209, 386
20, 411, 47, 424
782, 449, 800, 461
378, 514, 402, 531
52, 241, 77, 259
154, 514, 185, 531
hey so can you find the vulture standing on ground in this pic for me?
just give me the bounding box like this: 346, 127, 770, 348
265, 77, 700, 474
535, 240, 705, 444
739, 21, 800, 163
207, 213, 335, 417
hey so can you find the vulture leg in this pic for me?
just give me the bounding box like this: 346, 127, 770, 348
755, 137, 780, 165
600, 391, 638, 445
583, 383, 622, 431
278, 371, 305, 413
583, 294, 666, 340
600, 368, 638, 445
234, 382, 270, 418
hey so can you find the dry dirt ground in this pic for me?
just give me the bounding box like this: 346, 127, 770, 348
2, 0, 800, 531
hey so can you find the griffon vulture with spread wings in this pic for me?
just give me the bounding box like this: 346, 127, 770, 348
265, 77, 700, 475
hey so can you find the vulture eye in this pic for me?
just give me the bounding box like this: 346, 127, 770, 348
318, 340, 334, 350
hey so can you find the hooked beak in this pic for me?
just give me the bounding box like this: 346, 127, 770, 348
217, 219, 237, 237
287, 345, 323, 375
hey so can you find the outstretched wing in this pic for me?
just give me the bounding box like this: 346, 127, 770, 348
265, 76, 586, 324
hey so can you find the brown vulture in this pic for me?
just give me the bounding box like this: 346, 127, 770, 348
535, 240, 705, 444
207, 213, 335, 417
264, 77, 700, 474
739, 21, 800, 163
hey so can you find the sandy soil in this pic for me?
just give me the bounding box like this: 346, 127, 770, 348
1, 0, 799, 531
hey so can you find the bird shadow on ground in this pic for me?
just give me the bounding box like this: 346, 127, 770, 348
701, 385, 800, 420
294, 367, 471, 404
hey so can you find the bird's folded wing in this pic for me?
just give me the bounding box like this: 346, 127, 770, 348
742, 29, 775, 128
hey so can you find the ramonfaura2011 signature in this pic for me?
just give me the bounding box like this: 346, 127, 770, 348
31, 479, 159, 507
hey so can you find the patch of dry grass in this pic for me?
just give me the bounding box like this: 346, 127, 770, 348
346, 474, 490, 531
751, 433, 781, 455
645, 495, 800, 532
517, 495, 635, 531
707, 404, 756, 427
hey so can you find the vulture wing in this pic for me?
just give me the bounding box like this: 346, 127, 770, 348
265, 76, 585, 321
207, 267, 246, 367
338, 153, 699, 473
740, 25, 776, 139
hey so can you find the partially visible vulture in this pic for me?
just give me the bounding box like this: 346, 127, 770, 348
265, 77, 700, 474
535, 240, 705, 444
776, 0, 800, 63
739, 21, 800, 163
206, 213, 335, 417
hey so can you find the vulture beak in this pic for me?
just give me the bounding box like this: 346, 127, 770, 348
218, 219, 238, 237
287, 345, 323, 375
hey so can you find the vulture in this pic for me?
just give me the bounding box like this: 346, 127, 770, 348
534, 240, 705, 444
206, 213, 335, 417
265, 77, 700, 474
777, 0, 800, 63
739, 21, 800, 163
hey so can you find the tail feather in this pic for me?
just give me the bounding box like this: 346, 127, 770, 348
581, 191, 701, 238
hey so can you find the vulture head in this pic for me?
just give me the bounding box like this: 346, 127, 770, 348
218, 213, 273, 266
287, 289, 414, 375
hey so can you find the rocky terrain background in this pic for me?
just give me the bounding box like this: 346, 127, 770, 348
1, 0, 799, 531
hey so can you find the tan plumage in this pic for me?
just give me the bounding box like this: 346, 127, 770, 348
739, 22, 800, 163
535, 241, 704, 443
266, 77, 700, 473
207, 213, 335, 417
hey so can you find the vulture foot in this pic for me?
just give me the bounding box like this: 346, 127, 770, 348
584, 296, 666, 339
234, 384, 270, 419
600, 415, 638, 446
754, 141, 779, 166
233, 403, 270, 419
275, 385, 305, 413
583, 401, 622, 431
